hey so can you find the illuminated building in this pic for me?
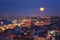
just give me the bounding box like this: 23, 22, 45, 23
21, 19, 31, 27
12, 19, 17, 24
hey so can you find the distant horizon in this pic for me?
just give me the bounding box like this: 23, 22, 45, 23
0, 14, 60, 17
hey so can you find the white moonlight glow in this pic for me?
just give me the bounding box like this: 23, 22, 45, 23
40, 7, 45, 12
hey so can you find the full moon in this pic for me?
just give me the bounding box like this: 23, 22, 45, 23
40, 7, 45, 12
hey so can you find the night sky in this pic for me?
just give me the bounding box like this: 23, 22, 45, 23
0, 0, 60, 16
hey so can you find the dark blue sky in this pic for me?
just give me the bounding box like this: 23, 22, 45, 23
0, 0, 60, 16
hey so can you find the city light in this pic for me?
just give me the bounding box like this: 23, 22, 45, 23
0, 16, 60, 40
1, 21, 3, 24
